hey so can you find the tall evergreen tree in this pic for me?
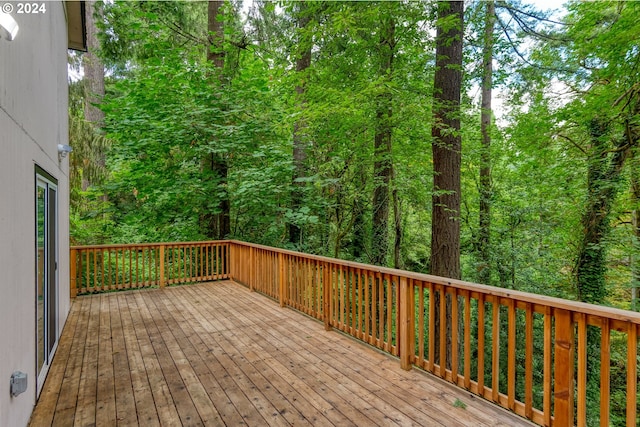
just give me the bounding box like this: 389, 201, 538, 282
430, 0, 464, 280
478, 0, 495, 285
430, 0, 464, 369
204, 0, 231, 239
371, 8, 396, 266
289, 2, 313, 248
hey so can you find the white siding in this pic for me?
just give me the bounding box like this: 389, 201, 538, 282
0, 3, 70, 426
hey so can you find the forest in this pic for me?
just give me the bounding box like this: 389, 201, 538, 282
71, 0, 640, 310
69, 2, 639, 423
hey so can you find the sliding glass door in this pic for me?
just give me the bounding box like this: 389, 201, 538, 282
36, 169, 58, 396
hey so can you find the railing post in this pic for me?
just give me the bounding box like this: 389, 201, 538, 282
553, 308, 575, 426
249, 246, 254, 292
227, 242, 231, 278
159, 244, 165, 288
278, 252, 285, 307
228, 242, 234, 281
323, 262, 332, 331
399, 276, 413, 370
70, 248, 77, 298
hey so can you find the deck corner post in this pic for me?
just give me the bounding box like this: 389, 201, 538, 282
553, 308, 575, 426
70, 248, 77, 298
399, 276, 413, 371
159, 244, 165, 288
323, 262, 332, 331
278, 252, 285, 307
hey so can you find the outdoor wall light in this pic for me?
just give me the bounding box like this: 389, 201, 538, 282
57, 144, 73, 160
0, 12, 19, 41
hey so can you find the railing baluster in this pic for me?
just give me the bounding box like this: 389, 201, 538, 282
627, 324, 637, 427
439, 285, 446, 378
378, 272, 385, 349
507, 299, 516, 410
463, 291, 471, 390
371, 272, 377, 346
525, 303, 534, 421
451, 288, 459, 383
386, 274, 392, 352
215, 243, 219, 280
70, 248, 77, 298
107, 249, 112, 290
600, 318, 611, 427
338, 265, 344, 330
418, 282, 425, 368
477, 293, 485, 396
543, 307, 552, 426
577, 312, 587, 427
92, 248, 97, 292
159, 245, 165, 288
491, 296, 500, 402
399, 276, 411, 370
278, 252, 285, 308
323, 262, 331, 331
351, 268, 357, 334
428, 282, 435, 373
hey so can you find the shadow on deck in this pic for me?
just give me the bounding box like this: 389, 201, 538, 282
30, 281, 532, 426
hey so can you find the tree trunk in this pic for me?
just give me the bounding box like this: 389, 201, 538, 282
352, 166, 366, 259
575, 115, 635, 417
631, 148, 640, 311
576, 118, 629, 304
431, 0, 464, 369
207, 1, 225, 69
478, 0, 494, 286
82, 0, 106, 192
430, 0, 463, 280
83, 0, 105, 126
393, 184, 402, 269
371, 13, 395, 266
203, 0, 230, 240
289, 2, 312, 247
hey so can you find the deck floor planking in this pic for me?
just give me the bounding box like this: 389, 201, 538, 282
30, 281, 535, 427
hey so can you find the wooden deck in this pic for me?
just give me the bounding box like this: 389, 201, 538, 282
30, 281, 533, 427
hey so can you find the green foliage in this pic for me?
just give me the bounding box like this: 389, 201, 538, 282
452, 398, 467, 410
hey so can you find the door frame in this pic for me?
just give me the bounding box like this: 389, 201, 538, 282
35, 166, 59, 397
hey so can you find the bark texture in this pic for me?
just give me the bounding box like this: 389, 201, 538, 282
430, 1, 463, 280
371, 14, 395, 266
84, 0, 105, 126
576, 119, 629, 304
631, 148, 640, 311
478, 0, 494, 286
430, 0, 464, 369
289, 2, 312, 247
204, 0, 230, 240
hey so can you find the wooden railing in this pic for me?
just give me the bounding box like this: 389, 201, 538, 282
71, 240, 640, 426
70, 241, 229, 296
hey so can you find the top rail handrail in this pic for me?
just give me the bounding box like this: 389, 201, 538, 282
228, 239, 640, 324
70, 240, 232, 251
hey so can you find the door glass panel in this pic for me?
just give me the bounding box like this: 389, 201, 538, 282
36, 184, 46, 374
47, 186, 56, 354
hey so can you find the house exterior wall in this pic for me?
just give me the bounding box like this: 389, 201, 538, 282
0, 3, 70, 426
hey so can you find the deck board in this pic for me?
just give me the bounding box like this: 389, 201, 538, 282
30, 281, 534, 427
